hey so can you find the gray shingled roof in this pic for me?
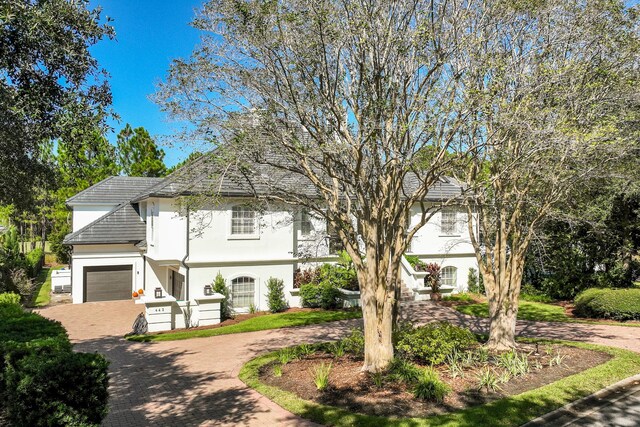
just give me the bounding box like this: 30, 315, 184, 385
66, 176, 165, 205
63, 203, 146, 245
133, 151, 464, 202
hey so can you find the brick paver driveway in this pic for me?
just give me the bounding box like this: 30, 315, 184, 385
38, 301, 640, 426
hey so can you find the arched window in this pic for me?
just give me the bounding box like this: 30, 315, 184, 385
231, 276, 255, 308
441, 266, 457, 288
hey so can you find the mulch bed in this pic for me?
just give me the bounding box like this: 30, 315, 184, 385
260, 343, 611, 418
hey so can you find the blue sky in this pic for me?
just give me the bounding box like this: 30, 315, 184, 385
89, 0, 204, 166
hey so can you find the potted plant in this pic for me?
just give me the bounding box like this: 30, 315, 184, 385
424, 263, 442, 301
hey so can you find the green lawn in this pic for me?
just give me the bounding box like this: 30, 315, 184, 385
31, 267, 56, 307
239, 339, 640, 427
127, 309, 362, 342
455, 300, 640, 326
456, 301, 571, 322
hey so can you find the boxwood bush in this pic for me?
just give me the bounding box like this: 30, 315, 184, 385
395, 321, 477, 365
574, 288, 640, 321
299, 281, 341, 309
0, 293, 109, 426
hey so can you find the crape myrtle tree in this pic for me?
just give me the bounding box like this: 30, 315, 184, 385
156, 0, 482, 372
454, 1, 640, 349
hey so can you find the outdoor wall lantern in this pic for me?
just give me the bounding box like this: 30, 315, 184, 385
204, 284, 213, 296
154, 287, 163, 299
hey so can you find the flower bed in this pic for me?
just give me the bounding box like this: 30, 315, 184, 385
240, 322, 640, 426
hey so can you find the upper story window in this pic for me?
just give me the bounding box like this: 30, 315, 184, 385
300, 208, 313, 236
440, 209, 457, 235
231, 205, 257, 235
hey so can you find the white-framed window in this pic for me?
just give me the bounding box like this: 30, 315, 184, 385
440, 209, 457, 235
441, 266, 457, 288
231, 205, 257, 235
231, 276, 255, 308
300, 208, 313, 236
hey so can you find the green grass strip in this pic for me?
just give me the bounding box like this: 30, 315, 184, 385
239, 340, 640, 427
127, 309, 362, 342
456, 301, 640, 327
32, 267, 56, 307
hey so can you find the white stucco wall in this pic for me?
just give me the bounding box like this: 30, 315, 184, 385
408, 205, 477, 256
70, 244, 144, 304
70, 204, 117, 231
188, 263, 296, 311
188, 201, 296, 263
146, 198, 187, 262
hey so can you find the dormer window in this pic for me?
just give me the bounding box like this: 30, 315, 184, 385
231, 205, 257, 235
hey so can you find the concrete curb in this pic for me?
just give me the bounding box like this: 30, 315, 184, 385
521, 373, 640, 426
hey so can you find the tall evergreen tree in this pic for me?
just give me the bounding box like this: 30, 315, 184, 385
116, 124, 167, 177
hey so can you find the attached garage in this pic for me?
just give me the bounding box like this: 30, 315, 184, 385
83, 265, 133, 302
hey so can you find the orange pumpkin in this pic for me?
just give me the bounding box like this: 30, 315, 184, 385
132, 291, 139, 298
138, 289, 144, 295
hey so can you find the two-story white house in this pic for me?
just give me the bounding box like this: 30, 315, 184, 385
64, 154, 478, 329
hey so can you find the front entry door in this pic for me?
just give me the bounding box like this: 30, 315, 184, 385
168, 270, 185, 300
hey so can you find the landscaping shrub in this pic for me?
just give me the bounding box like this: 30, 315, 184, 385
10, 268, 35, 301
212, 272, 232, 320
405, 254, 427, 271
299, 281, 341, 309
0, 292, 20, 305
340, 328, 365, 357
574, 288, 640, 321
467, 268, 480, 293
395, 322, 477, 365
388, 358, 422, 384
4, 351, 109, 426
294, 253, 359, 291
0, 299, 109, 426
266, 277, 288, 313
25, 248, 44, 278
412, 367, 450, 402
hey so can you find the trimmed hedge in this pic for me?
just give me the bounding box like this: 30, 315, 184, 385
574, 288, 640, 321
0, 294, 109, 426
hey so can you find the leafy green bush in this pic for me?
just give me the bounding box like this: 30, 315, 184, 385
395, 322, 477, 365
412, 367, 450, 402
0, 300, 109, 426
4, 351, 109, 426
0, 292, 20, 305
295, 257, 359, 292
266, 277, 288, 313
299, 281, 341, 309
212, 272, 232, 320
405, 254, 427, 271
25, 248, 44, 278
467, 268, 480, 293
574, 288, 640, 321
341, 328, 365, 357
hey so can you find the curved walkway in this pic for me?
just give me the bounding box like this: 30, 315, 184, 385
38, 301, 640, 426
